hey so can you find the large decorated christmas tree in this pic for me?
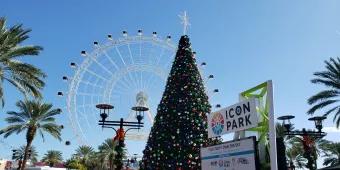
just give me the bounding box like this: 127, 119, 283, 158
141, 35, 218, 169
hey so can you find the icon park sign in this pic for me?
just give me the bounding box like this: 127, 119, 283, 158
203, 80, 277, 170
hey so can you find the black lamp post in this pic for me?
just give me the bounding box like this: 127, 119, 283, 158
96, 103, 147, 170
277, 115, 327, 170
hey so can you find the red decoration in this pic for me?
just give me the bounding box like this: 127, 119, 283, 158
113, 128, 125, 141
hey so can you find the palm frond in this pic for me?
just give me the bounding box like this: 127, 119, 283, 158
39, 108, 61, 121
0, 46, 43, 61
308, 90, 339, 105
0, 100, 62, 144
7, 111, 30, 121
307, 99, 338, 115
5, 116, 26, 123
0, 18, 45, 106
0, 124, 25, 138
40, 123, 62, 141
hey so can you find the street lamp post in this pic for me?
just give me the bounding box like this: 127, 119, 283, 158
277, 115, 327, 170
96, 104, 147, 170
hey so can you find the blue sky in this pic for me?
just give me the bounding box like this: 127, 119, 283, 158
1, 0, 340, 168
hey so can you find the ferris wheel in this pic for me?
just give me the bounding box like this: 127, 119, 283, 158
59, 30, 178, 145
59, 30, 221, 146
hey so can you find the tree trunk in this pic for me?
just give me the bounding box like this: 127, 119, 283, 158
21, 127, 36, 170
109, 159, 113, 170
17, 160, 22, 170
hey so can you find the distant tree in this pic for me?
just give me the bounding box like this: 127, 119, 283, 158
320, 141, 340, 167
13, 145, 38, 163
0, 17, 46, 106
286, 147, 307, 169
65, 157, 86, 170
0, 100, 62, 170
307, 57, 340, 127
42, 150, 63, 167
98, 138, 119, 170
74, 145, 96, 169
287, 135, 328, 170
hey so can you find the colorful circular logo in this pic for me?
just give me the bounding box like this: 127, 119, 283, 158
211, 112, 224, 135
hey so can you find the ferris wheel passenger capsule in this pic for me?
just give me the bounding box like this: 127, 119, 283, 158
122, 31, 128, 37
107, 34, 113, 40
138, 29, 143, 36
65, 141, 71, 145
213, 89, 219, 93
201, 62, 207, 66
57, 92, 63, 96
208, 75, 214, 79
70, 62, 77, 68
216, 104, 221, 108
62, 76, 68, 81
81, 51, 87, 57
166, 35, 171, 41
93, 41, 98, 46
152, 32, 157, 37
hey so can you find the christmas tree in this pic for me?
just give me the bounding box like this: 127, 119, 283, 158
141, 35, 218, 169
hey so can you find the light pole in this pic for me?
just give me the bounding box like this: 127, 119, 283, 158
96, 104, 147, 170
277, 115, 327, 170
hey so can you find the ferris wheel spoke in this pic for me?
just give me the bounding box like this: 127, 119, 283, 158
79, 80, 104, 89
127, 43, 135, 64
110, 85, 132, 97
144, 47, 166, 90
101, 47, 137, 93
163, 52, 176, 69
101, 49, 120, 70
81, 96, 94, 129
119, 74, 137, 91
155, 47, 166, 67
145, 73, 161, 92
128, 42, 143, 90
73, 111, 87, 144
84, 68, 109, 82
138, 40, 143, 90
89, 54, 114, 76
76, 92, 103, 97
115, 46, 139, 90
102, 49, 136, 91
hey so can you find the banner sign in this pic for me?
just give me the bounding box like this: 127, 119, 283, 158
201, 137, 257, 170
207, 98, 259, 138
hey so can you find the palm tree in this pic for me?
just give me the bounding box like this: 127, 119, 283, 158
74, 145, 95, 168
320, 141, 340, 166
286, 147, 307, 169
0, 100, 62, 170
65, 157, 86, 170
287, 135, 328, 169
41, 150, 63, 167
307, 57, 340, 127
0, 17, 46, 106
98, 139, 118, 170
13, 145, 38, 163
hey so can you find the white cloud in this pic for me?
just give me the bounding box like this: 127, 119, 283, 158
323, 126, 340, 133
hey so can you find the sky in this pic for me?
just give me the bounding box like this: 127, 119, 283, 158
0, 0, 340, 168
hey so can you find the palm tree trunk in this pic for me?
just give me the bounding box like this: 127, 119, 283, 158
21, 127, 36, 170
20, 139, 33, 170
109, 159, 113, 170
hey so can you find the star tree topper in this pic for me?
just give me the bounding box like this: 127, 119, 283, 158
179, 11, 190, 35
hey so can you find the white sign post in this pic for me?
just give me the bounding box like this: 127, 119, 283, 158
207, 98, 259, 138
201, 137, 258, 170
